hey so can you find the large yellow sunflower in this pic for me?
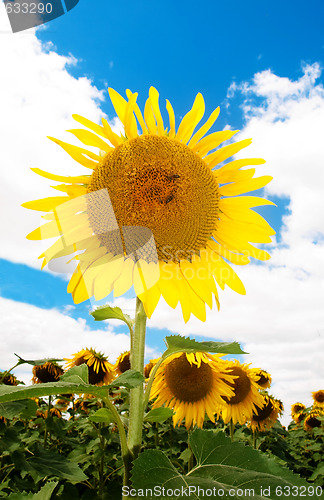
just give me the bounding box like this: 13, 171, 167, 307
65, 348, 115, 386
150, 352, 235, 429
219, 360, 265, 425
291, 402, 306, 424
304, 410, 322, 432
23, 87, 274, 322
32, 362, 64, 384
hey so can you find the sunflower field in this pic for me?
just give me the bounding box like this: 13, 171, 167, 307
0, 326, 323, 499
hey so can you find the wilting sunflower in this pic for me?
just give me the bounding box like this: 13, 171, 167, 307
65, 348, 115, 386
23, 87, 274, 322
32, 362, 64, 384
249, 393, 283, 432
252, 369, 272, 389
0, 371, 20, 386
150, 352, 235, 429
219, 360, 265, 425
312, 390, 324, 409
304, 411, 322, 432
114, 351, 131, 375
291, 402, 306, 424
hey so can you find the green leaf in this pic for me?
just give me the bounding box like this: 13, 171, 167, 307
144, 407, 174, 423
109, 370, 144, 389
28, 444, 87, 482
132, 429, 317, 500
89, 408, 115, 424
163, 335, 246, 358
0, 399, 37, 419
60, 364, 89, 384
310, 464, 324, 481
90, 305, 134, 331
33, 481, 59, 499
14, 354, 63, 367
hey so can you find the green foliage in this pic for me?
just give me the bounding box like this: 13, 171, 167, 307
90, 305, 134, 332
132, 429, 317, 499
163, 335, 246, 358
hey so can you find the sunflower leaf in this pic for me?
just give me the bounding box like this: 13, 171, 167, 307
163, 335, 246, 358
13, 354, 63, 366
144, 407, 174, 423
90, 305, 134, 331
132, 429, 314, 500
88, 408, 115, 424
109, 370, 145, 389
60, 364, 89, 384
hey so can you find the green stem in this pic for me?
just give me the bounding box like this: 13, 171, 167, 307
98, 422, 105, 498
103, 397, 129, 464
43, 395, 52, 447
127, 297, 147, 459
229, 420, 234, 442
0, 361, 20, 383
143, 356, 163, 409
188, 428, 194, 472
252, 430, 257, 449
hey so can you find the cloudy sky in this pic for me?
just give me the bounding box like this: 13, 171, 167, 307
0, 1, 323, 426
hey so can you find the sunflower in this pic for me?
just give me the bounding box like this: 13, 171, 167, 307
32, 362, 64, 384
248, 393, 283, 432
114, 351, 131, 375
65, 348, 115, 385
312, 390, 324, 409
291, 402, 306, 424
23, 88, 274, 322
219, 360, 265, 425
304, 411, 322, 432
0, 371, 20, 386
144, 358, 159, 379
150, 352, 235, 429
252, 369, 272, 389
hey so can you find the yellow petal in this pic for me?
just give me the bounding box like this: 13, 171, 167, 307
149, 87, 165, 135
126, 89, 148, 135
219, 176, 273, 196
216, 168, 256, 184
166, 99, 176, 139
176, 93, 205, 143
101, 118, 123, 147
138, 283, 161, 318
108, 88, 138, 137
72, 114, 108, 140
180, 259, 213, 309
67, 129, 112, 152
144, 96, 157, 135
51, 184, 87, 197
26, 220, 61, 240
215, 157, 265, 176
124, 92, 139, 139
47, 137, 99, 169
113, 259, 135, 297
22, 196, 68, 212
158, 261, 179, 309
207, 139, 253, 169
219, 196, 276, 210
206, 240, 250, 266
30, 168, 90, 185
188, 106, 220, 149
192, 130, 238, 156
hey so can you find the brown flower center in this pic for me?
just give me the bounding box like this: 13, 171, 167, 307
314, 391, 324, 403
252, 397, 273, 422
87, 135, 219, 262
222, 366, 251, 405
118, 353, 131, 373
164, 354, 213, 402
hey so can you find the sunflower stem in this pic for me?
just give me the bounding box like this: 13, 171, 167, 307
229, 419, 234, 442
252, 430, 257, 449
127, 296, 147, 458
143, 357, 163, 409
0, 361, 20, 383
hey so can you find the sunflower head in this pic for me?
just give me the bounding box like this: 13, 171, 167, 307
291, 402, 306, 423
220, 361, 265, 425
304, 411, 322, 432
144, 358, 159, 379
45, 407, 62, 419
114, 351, 131, 375
0, 372, 21, 386
65, 348, 115, 386
253, 369, 272, 389
312, 390, 324, 408
249, 393, 283, 432
32, 362, 64, 384
23, 87, 275, 323
150, 351, 235, 429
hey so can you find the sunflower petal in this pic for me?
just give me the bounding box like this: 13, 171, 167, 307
219, 176, 273, 196
149, 87, 165, 135
176, 93, 205, 143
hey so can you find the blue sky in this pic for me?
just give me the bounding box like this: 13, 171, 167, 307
0, 1, 324, 423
